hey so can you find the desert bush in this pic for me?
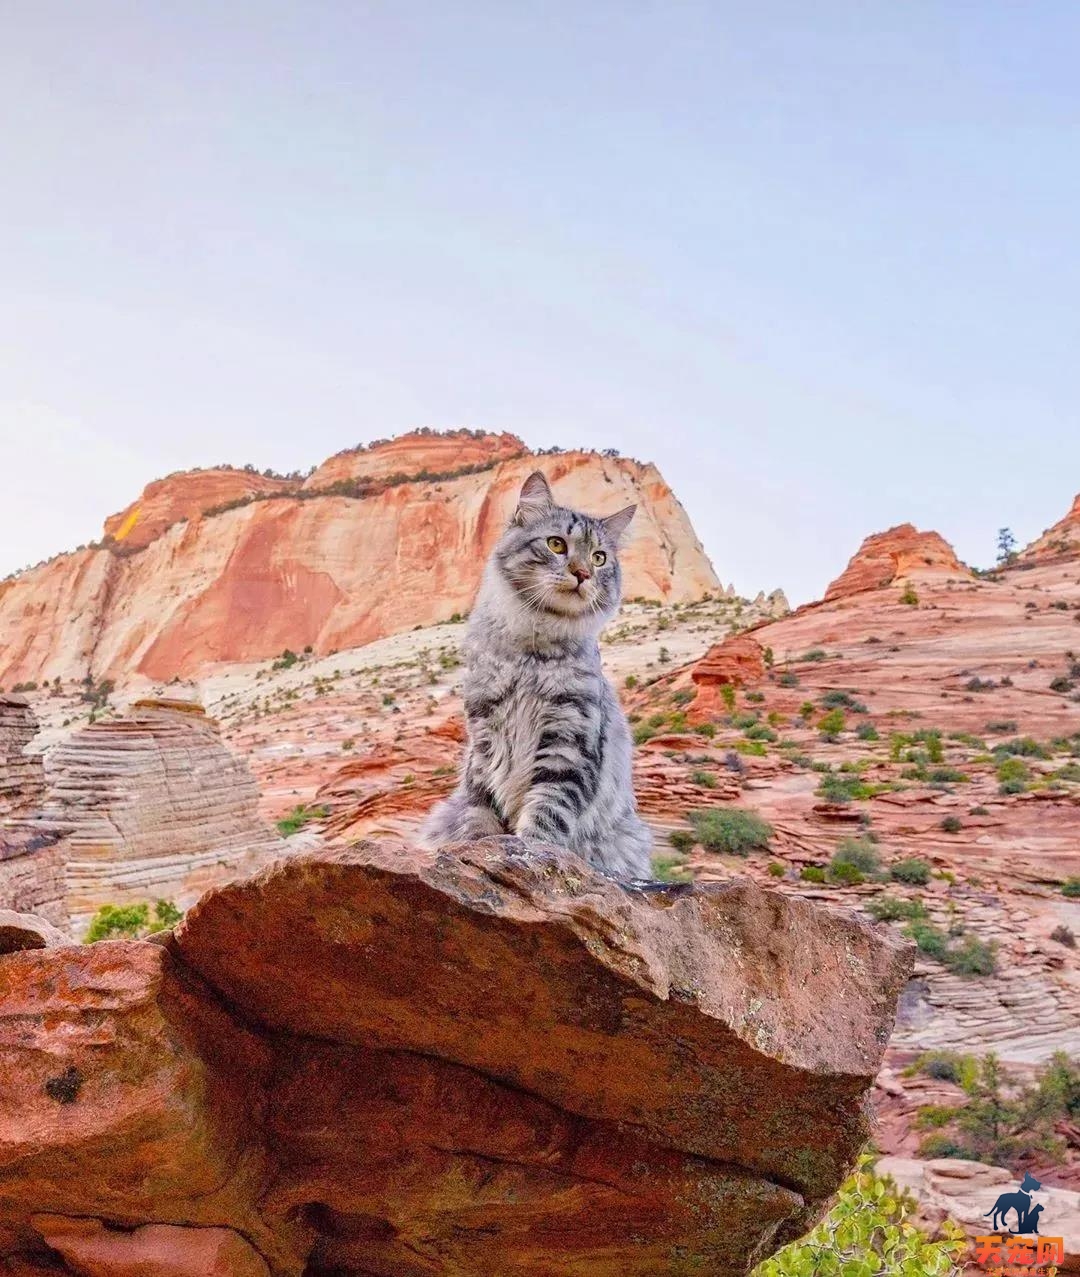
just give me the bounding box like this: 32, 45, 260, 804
818, 708, 846, 740
800, 865, 826, 883
899, 583, 919, 606
689, 807, 773, 855
866, 895, 927, 922
767, 861, 786, 878
830, 837, 882, 880
891, 858, 931, 886
820, 690, 868, 713
856, 722, 880, 741
752, 1158, 964, 1277
85, 899, 182, 943
996, 756, 1030, 794
1050, 924, 1076, 948
651, 854, 693, 883
668, 829, 696, 853
801, 648, 827, 662
1061, 877, 1080, 898
276, 803, 330, 836
940, 816, 963, 833
984, 719, 1018, 734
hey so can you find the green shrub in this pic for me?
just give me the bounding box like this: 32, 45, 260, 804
927, 767, 968, 784
694, 721, 717, 738
689, 807, 773, 855
689, 770, 717, 788
800, 865, 826, 883
948, 933, 999, 976
753, 1158, 964, 1277
624, 674, 638, 689
276, 803, 331, 836
668, 829, 696, 853
720, 684, 737, 711
940, 816, 963, 833
651, 854, 693, 883
778, 672, 799, 687
1062, 877, 1080, 898
985, 719, 1019, 734
801, 648, 827, 662
899, 583, 919, 605
891, 858, 931, 886
85, 899, 183, 943
820, 690, 869, 713
745, 690, 766, 704
818, 708, 846, 740
744, 722, 777, 742
996, 756, 1030, 794
831, 837, 882, 878
855, 722, 879, 741
866, 895, 927, 922
827, 860, 865, 885
994, 736, 1051, 758
767, 861, 786, 878
816, 772, 885, 803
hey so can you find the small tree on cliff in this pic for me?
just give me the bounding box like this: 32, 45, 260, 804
996, 527, 1017, 566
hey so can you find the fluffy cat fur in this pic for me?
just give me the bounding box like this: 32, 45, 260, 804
420, 470, 652, 879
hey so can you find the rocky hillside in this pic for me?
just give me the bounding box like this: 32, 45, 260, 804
0, 430, 721, 687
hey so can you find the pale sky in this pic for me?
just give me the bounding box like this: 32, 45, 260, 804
2, 2, 1079, 603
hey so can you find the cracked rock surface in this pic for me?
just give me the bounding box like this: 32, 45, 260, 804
0, 839, 910, 1276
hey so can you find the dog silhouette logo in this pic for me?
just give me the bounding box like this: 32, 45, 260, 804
984, 1171, 1044, 1234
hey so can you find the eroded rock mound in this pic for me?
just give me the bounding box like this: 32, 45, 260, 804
0, 840, 911, 1276
1020, 491, 1080, 564
825, 523, 970, 601
43, 699, 285, 933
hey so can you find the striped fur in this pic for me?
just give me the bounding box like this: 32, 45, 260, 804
420, 471, 652, 878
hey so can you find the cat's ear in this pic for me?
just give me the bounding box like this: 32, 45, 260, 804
601, 504, 636, 542
512, 471, 554, 525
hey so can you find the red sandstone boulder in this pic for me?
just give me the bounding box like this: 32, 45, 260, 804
0, 840, 911, 1276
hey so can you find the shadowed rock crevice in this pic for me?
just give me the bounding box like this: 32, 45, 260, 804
0, 840, 910, 1276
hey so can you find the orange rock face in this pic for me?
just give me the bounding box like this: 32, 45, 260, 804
0, 841, 909, 1277
0, 434, 719, 686
690, 635, 767, 715
824, 523, 970, 601
1020, 491, 1080, 563
104, 468, 297, 551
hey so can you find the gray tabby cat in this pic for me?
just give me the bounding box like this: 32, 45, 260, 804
420, 470, 652, 879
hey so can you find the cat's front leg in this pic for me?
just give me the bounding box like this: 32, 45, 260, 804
515, 774, 587, 847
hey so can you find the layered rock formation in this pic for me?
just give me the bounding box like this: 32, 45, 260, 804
0, 840, 910, 1276
1021, 491, 1080, 564
0, 432, 720, 686
0, 697, 65, 926
43, 699, 285, 932
0, 695, 43, 817
824, 523, 971, 601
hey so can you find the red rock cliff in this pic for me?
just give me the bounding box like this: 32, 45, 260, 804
0, 432, 720, 685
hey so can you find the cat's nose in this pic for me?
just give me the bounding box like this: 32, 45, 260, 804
570, 565, 591, 584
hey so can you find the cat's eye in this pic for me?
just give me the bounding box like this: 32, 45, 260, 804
592, 550, 606, 566
547, 536, 567, 554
